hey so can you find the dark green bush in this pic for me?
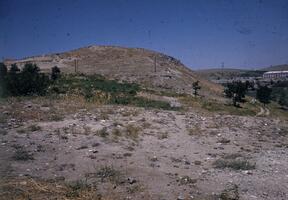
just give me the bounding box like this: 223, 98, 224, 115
51, 66, 61, 80
1, 63, 50, 96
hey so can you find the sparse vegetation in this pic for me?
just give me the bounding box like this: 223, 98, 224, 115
157, 131, 169, 139
112, 128, 122, 137
95, 165, 121, 184
28, 124, 42, 132
213, 154, 255, 170
66, 180, 92, 198
219, 183, 240, 200
187, 126, 201, 136
13, 149, 34, 161
96, 127, 109, 137
125, 124, 142, 140
48, 74, 177, 110
0, 178, 99, 200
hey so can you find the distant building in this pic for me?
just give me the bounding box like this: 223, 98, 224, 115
263, 71, 288, 79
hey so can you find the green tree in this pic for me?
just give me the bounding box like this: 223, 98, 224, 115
224, 81, 248, 107
51, 66, 61, 80
256, 85, 272, 107
278, 89, 288, 108
192, 80, 201, 96
6, 63, 21, 95
5, 63, 50, 96
0, 63, 7, 78
0, 63, 8, 97
9, 63, 20, 74
18, 63, 49, 95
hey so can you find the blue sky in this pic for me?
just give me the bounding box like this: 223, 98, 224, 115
1, 0, 288, 69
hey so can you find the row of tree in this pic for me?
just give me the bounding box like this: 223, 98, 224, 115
224, 81, 272, 107
192, 80, 278, 108
0, 63, 61, 97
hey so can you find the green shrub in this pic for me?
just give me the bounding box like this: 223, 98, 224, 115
4, 63, 50, 96
51, 66, 61, 80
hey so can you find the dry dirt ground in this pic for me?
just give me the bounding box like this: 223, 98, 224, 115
0, 97, 287, 200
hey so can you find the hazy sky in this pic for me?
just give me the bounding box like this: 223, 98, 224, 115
1, 0, 288, 69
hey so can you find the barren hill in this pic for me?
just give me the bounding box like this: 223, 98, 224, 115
4, 45, 221, 96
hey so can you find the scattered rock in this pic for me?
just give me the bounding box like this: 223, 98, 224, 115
127, 177, 137, 184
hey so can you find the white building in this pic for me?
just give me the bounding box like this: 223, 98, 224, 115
263, 71, 288, 79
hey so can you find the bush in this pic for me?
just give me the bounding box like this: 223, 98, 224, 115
3, 63, 50, 96
51, 66, 61, 80
213, 154, 255, 170
192, 80, 201, 96
256, 85, 272, 106
0, 63, 8, 97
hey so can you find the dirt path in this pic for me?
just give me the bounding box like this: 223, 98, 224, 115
256, 106, 270, 117
264, 107, 270, 116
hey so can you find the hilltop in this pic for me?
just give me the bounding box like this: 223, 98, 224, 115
4, 45, 221, 96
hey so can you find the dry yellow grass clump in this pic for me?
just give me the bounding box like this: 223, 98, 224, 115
0, 178, 105, 200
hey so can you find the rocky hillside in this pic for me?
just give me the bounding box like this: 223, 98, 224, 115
4, 45, 221, 96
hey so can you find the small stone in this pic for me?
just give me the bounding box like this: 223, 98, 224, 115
184, 160, 190, 165
150, 156, 158, 162
194, 160, 202, 165
3, 111, 10, 115
177, 195, 185, 200
127, 177, 137, 184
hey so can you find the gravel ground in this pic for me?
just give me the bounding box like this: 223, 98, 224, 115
0, 99, 287, 200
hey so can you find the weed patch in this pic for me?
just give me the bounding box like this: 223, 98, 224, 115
13, 149, 34, 161
96, 127, 108, 137
213, 154, 255, 170
28, 124, 42, 132
125, 124, 142, 140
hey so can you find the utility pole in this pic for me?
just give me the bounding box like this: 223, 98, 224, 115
154, 56, 157, 73
74, 59, 78, 74
221, 62, 224, 78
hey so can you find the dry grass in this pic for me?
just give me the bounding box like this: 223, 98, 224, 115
187, 126, 202, 136
125, 124, 142, 140
13, 149, 34, 161
96, 127, 109, 137
111, 128, 122, 137
0, 178, 103, 200
99, 108, 115, 120
142, 121, 151, 129
120, 109, 139, 117
157, 132, 169, 139
85, 165, 122, 186
28, 124, 42, 132
180, 95, 258, 116
213, 154, 256, 170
